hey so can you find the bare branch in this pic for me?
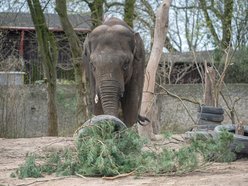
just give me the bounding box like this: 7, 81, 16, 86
156, 83, 198, 125
105, 1, 123, 8
199, 0, 220, 46
156, 83, 200, 105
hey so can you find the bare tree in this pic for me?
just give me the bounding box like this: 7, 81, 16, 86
199, 0, 234, 50
55, 0, 89, 124
138, 0, 171, 139
124, 0, 135, 27
84, 0, 104, 28
232, 0, 248, 47
27, 0, 58, 136
136, 0, 178, 52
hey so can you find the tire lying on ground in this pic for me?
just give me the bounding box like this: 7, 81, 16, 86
197, 112, 224, 122
198, 105, 224, 114
197, 119, 221, 130
214, 124, 248, 154
75, 115, 127, 138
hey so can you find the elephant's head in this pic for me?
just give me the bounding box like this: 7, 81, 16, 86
83, 17, 145, 126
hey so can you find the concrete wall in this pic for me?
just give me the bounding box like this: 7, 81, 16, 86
0, 85, 79, 138
157, 84, 248, 132
1, 84, 248, 138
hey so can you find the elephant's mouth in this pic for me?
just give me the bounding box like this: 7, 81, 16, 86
98, 80, 123, 117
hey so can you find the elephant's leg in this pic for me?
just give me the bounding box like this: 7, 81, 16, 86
121, 32, 148, 127
121, 81, 142, 127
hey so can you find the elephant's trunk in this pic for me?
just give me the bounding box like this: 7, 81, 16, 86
99, 80, 121, 117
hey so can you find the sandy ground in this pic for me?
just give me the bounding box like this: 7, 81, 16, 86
0, 136, 248, 186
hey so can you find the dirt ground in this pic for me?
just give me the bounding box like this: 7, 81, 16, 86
0, 136, 248, 186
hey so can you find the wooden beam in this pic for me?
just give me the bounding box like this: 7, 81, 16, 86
19, 30, 25, 57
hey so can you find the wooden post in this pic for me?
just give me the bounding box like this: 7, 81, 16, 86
204, 65, 216, 106
236, 121, 244, 135
19, 30, 25, 57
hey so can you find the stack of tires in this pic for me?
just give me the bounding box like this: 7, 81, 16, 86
197, 105, 224, 130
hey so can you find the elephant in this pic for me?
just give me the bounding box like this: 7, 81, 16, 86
83, 17, 149, 127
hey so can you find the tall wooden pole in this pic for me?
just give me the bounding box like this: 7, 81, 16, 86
138, 0, 171, 139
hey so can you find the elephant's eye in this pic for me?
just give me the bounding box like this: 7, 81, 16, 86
122, 61, 129, 71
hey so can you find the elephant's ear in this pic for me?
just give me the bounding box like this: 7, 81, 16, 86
83, 34, 95, 113
83, 34, 92, 78
133, 32, 145, 64
133, 32, 145, 114
121, 32, 145, 127
83, 34, 90, 65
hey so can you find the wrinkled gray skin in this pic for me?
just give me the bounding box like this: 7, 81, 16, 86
83, 17, 145, 127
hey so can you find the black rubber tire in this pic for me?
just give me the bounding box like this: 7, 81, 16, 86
198, 112, 224, 122
198, 105, 224, 114
214, 124, 248, 154
197, 119, 220, 130
76, 115, 127, 138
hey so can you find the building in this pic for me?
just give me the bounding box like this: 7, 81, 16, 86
157, 51, 214, 85
0, 12, 91, 83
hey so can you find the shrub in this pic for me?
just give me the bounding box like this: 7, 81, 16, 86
16, 155, 42, 179
75, 122, 146, 176
13, 121, 238, 178
191, 129, 237, 162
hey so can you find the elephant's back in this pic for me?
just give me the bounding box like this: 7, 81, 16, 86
92, 17, 133, 35
103, 17, 130, 29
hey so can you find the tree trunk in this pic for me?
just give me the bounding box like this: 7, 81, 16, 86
55, 0, 89, 124
138, 0, 171, 139
124, 0, 136, 28
222, 0, 234, 49
88, 0, 104, 28
27, 0, 58, 136
199, 0, 234, 50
